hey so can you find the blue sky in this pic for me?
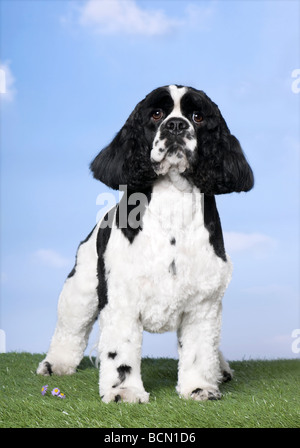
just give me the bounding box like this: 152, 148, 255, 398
0, 0, 299, 360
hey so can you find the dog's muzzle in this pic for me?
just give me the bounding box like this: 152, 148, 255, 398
151, 117, 196, 175
165, 117, 188, 136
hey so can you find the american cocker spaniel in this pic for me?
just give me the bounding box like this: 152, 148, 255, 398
37, 85, 254, 403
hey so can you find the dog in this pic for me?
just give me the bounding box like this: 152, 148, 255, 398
37, 85, 254, 403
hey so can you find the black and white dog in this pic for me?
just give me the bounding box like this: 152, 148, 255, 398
37, 85, 254, 403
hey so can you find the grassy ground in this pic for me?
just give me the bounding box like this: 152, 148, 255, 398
0, 353, 299, 428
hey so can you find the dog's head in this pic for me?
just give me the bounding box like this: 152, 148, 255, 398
90, 85, 254, 194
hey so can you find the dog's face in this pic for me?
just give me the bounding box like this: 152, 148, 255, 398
91, 85, 254, 194
145, 85, 198, 177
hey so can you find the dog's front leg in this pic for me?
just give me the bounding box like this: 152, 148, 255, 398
176, 296, 224, 401
98, 306, 149, 404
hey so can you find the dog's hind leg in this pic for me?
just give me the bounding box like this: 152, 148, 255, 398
37, 225, 100, 376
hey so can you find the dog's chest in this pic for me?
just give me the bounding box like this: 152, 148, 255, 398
105, 178, 228, 332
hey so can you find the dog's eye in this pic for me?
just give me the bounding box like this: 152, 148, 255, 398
152, 110, 163, 121
192, 112, 203, 123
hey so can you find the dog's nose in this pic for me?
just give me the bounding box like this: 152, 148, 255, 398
165, 118, 188, 135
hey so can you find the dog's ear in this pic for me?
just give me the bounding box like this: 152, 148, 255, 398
221, 132, 254, 193
90, 101, 157, 191
188, 105, 254, 195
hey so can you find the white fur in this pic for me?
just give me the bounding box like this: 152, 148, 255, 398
168, 85, 187, 116
99, 175, 232, 402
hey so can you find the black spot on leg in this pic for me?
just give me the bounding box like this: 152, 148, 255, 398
111, 365, 133, 397
170, 237, 176, 245
117, 365, 132, 384
222, 370, 232, 382
108, 352, 117, 359
191, 388, 202, 396
207, 392, 219, 401
45, 362, 53, 376
191, 388, 222, 401
169, 259, 177, 276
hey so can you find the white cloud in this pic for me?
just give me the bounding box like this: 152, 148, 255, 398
0, 61, 16, 102
224, 231, 276, 254
78, 0, 181, 36
63, 0, 215, 37
33, 249, 72, 269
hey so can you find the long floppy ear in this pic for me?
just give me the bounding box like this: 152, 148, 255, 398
188, 105, 254, 195
90, 102, 157, 191
221, 133, 254, 194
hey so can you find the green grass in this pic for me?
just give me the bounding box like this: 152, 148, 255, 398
0, 353, 299, 428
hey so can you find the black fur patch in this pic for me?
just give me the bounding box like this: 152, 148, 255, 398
181, 88, 254, 195
169, 259, 177, 276
116, 188, 152, 244
96, 207, 115, 311
67, 266, 76, 279
45, 361, 53, 376
170, 237, 176, 245
222, 370, 232, 382
117, 365, 132, 384
191, 388, 202, 395
67, 225, 97, 278
203, 195, 227, 262
191, 388, 219, 400
89, 87, 168, 191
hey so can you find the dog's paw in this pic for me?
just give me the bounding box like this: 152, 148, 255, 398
36, 359, 76, 376
101, 387, 150, 404
190, 388, 222, 401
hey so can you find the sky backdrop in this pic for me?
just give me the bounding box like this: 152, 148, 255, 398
0, 0, 299, 360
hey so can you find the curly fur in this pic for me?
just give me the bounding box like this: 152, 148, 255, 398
37, 85, 254, 403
